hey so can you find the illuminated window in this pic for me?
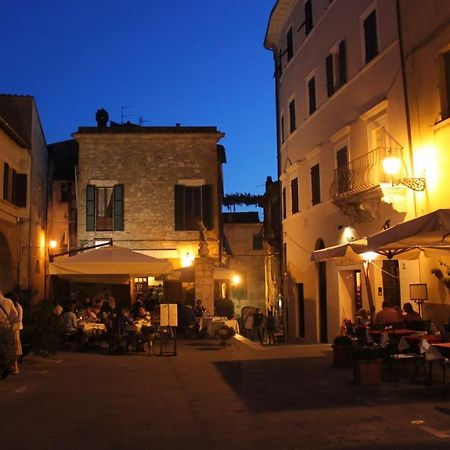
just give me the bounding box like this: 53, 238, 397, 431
86, 184, 124, 231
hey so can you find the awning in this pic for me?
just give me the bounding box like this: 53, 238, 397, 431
311, 238, 422, 262
166, 264, 240, 282
311, 239, 370, 262
49, 245, 173, 277
367, 209, 450, 258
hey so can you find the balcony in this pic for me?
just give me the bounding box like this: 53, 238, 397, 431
329, 147, 405, 222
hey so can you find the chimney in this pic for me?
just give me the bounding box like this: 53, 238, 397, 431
96, 108, 109, 127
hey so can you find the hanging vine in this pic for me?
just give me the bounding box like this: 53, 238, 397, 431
222, 193, 264, 210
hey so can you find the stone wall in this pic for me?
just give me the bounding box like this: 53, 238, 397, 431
74, 130, 223, 264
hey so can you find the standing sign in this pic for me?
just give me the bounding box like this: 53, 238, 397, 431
160, 304, 178, 326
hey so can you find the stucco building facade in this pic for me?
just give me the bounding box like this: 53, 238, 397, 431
0, 95, 48, 300
265, 0, 450, 343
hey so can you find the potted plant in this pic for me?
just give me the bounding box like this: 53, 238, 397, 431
352, 346, 382, 385
332, 335, 354, 367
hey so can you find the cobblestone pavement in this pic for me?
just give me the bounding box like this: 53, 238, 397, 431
1, 337, 450, 450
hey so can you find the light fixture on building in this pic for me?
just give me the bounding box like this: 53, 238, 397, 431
382, 150, 426, 191
231, 275, 241, 285
180, 251, 195, 268
361, 251, 377, 262
49, 239, 58, 249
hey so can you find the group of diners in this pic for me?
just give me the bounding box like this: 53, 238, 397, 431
59, 294, 154, 353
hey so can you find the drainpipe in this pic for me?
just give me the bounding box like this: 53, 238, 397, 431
396, 0, 418, 217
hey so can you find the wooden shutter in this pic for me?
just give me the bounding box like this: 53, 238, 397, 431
174, 185, 185, 230
113, 184, 124, 231
289, 99, 296, 132
308, 77, 316, 114
291, 178, 299, 214
3, 163, 9, 201
311, 164, 321, 205
286, 27, 293, 62
326, 54, 334, 97
339, 40, 347, 85
305, 0, 313, 35
364, 10, 378, 63
202, 184, 213, 230
86, 185, 95, 231
282, 187, 286, 219
13, 173, 27, 207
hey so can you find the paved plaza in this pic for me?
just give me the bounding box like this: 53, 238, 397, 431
1, 338, 450, 450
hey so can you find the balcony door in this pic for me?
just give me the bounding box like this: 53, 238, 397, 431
336, 146, 350, 194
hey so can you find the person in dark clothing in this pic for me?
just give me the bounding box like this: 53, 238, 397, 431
266, 310, 276, 345
253, 308, 266, 345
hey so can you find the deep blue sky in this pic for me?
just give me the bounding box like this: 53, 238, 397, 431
1, 0, 277, 198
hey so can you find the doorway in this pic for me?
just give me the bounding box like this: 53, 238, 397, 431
382, 260, 400, 307
315, 239, 328, 343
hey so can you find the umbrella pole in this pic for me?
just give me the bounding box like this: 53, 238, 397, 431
363, 261, 375, 324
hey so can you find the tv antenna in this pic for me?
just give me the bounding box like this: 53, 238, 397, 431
120, 105, 134, 124
138, 116, 150, 126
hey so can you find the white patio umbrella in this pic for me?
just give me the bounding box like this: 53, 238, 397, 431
49, 245, 173, 277
367, 209, 450, 257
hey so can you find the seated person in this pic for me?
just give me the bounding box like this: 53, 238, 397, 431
61, 303, 78, 334
374, 301, 400, 325
402, 302, 423, 323
134, 305, 151, 325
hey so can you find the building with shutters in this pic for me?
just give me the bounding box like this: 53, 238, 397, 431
0, 95, 48, 300
264, 0, 450, 343
52, 113, 226, 304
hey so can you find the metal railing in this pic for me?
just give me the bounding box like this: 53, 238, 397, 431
329, 147, 402, 200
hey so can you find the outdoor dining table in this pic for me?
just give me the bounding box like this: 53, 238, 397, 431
368, 328, 417, 344
199, 317, 240, 336
432, 342, 450, 358
77, 322, 107, 333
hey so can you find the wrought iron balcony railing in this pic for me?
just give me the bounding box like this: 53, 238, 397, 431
329, 147, 402, 200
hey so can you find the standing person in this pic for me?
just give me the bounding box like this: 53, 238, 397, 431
243, 309, 254, 340
253, 308, 266, 345
4, 293, 22, 374
0, 290, 18, 379
266, 310, 276, 345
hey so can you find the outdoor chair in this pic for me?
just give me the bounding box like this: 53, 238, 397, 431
423, 344, 449, 396
387, 336, 425, 383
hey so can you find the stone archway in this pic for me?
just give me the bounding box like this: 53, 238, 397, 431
0, 231, 13, 292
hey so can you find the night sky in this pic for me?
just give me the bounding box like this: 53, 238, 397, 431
1, 0, 277, 199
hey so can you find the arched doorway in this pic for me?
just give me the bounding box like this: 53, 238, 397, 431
0, 231, 13, 291
315, 239, 328, 343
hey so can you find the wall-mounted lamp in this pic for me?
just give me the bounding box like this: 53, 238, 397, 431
180, 251, 195, 268
49, 240, 58, 250
231, 275, 241, 285
382, 151, 426, 191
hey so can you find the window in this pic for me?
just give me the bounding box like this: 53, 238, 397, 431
311, 164, 321, 205
286, 27, 293, 62
2, 162, 27, 207
363, 10, 378, 64
282, 187, 286, 219
86, 184, 124, 231
60, 182, 70, 202
307, 76, 316, 115
289, 99, 296, 133
277, 49, 283, 77
281, 115, 285, 144
291, 178, 299, 214
304, 0, 313, 36
326, 40, 346, 97
174, 184, 212, 231
252, 234, 263, 250
441, 50, 450, 119
336, 147, 350, 194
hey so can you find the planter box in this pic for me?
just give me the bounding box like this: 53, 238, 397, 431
353, 360, 382, 385
332, 345, 353, 367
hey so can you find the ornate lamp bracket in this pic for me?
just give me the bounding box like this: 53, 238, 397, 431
399, 178, 426, 191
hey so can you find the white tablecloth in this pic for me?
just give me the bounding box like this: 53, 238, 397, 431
78, 322, 106, 333
205, 318, 240, 336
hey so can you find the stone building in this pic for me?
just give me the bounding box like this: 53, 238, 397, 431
0, 95, 48, 300
264, 0, 450, 342
49, 112, 226, 311
223, 212, 265, 316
